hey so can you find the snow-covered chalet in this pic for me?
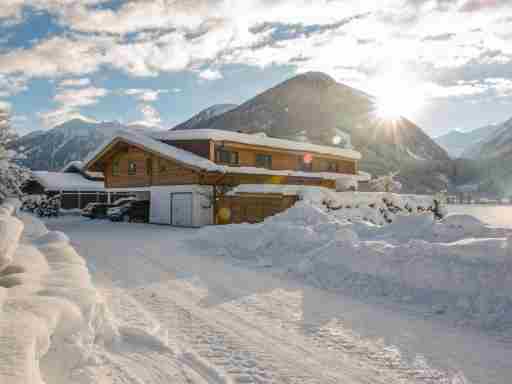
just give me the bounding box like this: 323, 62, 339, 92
84, 129, 368, 227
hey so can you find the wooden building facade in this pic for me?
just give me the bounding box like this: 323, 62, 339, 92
84, 130, 365, 226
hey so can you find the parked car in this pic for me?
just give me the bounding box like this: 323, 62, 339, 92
81, 197, 136, 219
107, 200, 150, 223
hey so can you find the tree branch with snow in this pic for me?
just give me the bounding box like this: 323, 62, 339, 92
368, 173, 402, 193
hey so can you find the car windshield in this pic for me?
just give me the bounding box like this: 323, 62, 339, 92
112, 198, 135, 206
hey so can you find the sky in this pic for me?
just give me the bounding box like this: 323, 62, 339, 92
1, 0, 512, 138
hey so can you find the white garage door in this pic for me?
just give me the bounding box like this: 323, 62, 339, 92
171, 193, 193, 227
150, 190, 171, 224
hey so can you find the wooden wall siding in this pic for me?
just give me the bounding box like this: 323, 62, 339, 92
152, 157, 200, 186
105, 145, 201, 188
97, 140, 348, 190
216, 194, 298, 224
213, 142, 357, 175
165, 140, 211, 159
105, 146, 152, 188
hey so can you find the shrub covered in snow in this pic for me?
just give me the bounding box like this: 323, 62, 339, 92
368, 173, 402, 193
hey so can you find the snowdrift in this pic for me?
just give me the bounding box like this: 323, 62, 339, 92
196, 192, 512, 329
0, 200, 117, 384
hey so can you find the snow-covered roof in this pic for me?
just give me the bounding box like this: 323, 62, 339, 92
32, 171, 106, 191
61, 161, 83, 173
83, 130, 223, 172
84, 130, 366, 182
222, 166, 370, 181
154, 129, 362, 160
227, 184, 332, 196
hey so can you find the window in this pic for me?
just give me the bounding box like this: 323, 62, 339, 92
146, 158, 153, 176
255, 154, 272, 169
158, 158, 168, 173
112, 159, 120, 176
319, 159, 337, 172
128, 161, 137, 175
216, 149, 239, 165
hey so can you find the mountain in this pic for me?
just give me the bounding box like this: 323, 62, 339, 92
441, 117, 512, 197
171, 104, 238, 131
464, 117, 512, 160
434, 124, 501, 158
172, 72, 450, 179
8, 119, 161, 171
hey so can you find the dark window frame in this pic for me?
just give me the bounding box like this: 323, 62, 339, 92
146, 157, 153, 176
215, 149, 239, 165
128, 161, 137, 176
255, 154, 272, 169
158, 158, 168, 174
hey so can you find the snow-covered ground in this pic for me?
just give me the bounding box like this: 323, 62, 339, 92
448, 205, 512, 228
41, 193, 512, 384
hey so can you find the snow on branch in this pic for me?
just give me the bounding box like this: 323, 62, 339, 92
368, 173, 402, 193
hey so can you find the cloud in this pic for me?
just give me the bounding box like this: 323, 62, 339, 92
422, 33, 456, 41
0, 100, 11, 111
38, 108, 97, 128
2, 0, 512, 122
137, 104, 161, 126
59, 78, 91, 88
0, 74, 28, 97
198, 68, 223, 81
123, 88, 168, 102
54, 86, 108, 108
38, 85, 108, 128
459, 0, 506, 12
0, 35, 109, 78
484, 77, 512, 97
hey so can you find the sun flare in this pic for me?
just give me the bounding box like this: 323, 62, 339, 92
371, 75, 425, 121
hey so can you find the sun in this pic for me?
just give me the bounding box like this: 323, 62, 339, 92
371, 75, 425, 121
376, 97, 407, 120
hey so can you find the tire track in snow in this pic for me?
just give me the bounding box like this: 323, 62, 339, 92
132, 280, 416, 384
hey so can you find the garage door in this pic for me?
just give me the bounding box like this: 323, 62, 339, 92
171, 193, 193, 227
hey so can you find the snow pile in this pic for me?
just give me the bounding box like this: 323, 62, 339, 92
0, 200, 118, 384
197, 201, 349, 266
196, 193, 512, 328
0, 200, 23, 272
295, 234, 512, 326
197, 192, 437, 267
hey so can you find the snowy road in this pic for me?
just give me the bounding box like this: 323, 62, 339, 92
46, 216, 512, 384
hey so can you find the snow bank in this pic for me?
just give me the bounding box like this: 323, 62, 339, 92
0, 203, 23, 272
197, 201, 352, 267
0, 203, 118, 384
196, 193, 512, 329
295, 236, 512, 326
